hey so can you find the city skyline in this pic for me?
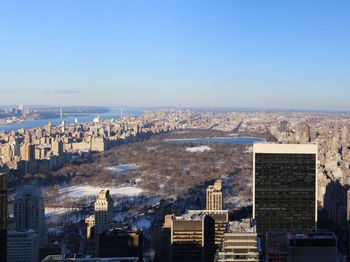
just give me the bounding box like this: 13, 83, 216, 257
1, 1, 350, 110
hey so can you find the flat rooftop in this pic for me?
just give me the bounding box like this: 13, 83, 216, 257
253, 142, 318, 154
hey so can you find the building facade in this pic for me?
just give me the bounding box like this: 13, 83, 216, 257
216, 220, 259, 262
253, 143, 317, 241
266, 232, 337, 262
188, 210, 228, 249
7, 230, 39, 262
170, 212, 215, 262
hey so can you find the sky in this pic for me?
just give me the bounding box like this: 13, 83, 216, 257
0, 0, 350, 110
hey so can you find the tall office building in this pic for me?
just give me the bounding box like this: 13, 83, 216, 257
14, 183, 47, 247
0, 172, 7, 262
94, 190, 114, 256
253, 143, 317, 240
206, 180, 223, 211
170, 212, 215, 262
188, 210, 228, 249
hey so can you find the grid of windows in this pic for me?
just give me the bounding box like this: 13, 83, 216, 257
254, 153, 316, 239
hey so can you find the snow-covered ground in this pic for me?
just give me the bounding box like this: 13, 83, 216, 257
244, 146, 253, 153
60, 185, 143, 198
133, 217, 152, 230
45, 207, 79, 217
105, 164, 138, 174
186, 145, 211, 152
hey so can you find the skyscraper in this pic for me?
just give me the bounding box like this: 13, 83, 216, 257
206, 180, 223, 210
170, 212, 215, 262
14, 183, 47, 247
253, 143, 317, 240
94, 190, 114, 256
0, 172, 7, 262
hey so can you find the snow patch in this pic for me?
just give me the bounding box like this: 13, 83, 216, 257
45, 207, 78, 217
245, 146, 253, 153
60, 185, 143, 198
186, 146, 211, 152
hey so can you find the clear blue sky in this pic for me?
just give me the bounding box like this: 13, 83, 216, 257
1, 0, 349, 110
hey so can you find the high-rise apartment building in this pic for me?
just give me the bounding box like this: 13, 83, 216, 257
14, 183, 47, 247
52, 140, 63, 156
253, 143, 317, 241
20, 143, 35, 161
24, 130, 32, 144
94, 190, 114, 256
206, 180, 223, 211
0, 172, 7, 262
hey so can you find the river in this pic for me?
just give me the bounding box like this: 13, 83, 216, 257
0, 108, 143, 132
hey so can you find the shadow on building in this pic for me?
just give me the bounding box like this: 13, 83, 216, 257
321, 179, 349, 257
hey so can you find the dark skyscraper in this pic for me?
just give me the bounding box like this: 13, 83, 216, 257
0, 172, 7, 262
253, 143, 317, 240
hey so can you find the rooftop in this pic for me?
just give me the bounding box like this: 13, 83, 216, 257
226, 219, 256, 233
253, 142, 318, 154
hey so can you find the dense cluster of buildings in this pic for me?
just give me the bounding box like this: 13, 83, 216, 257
0, 142, 344, 261
0, 105, 30, 125
2, 109, 350, 261
153, 143, 337, 262
0, 113, 175, 181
